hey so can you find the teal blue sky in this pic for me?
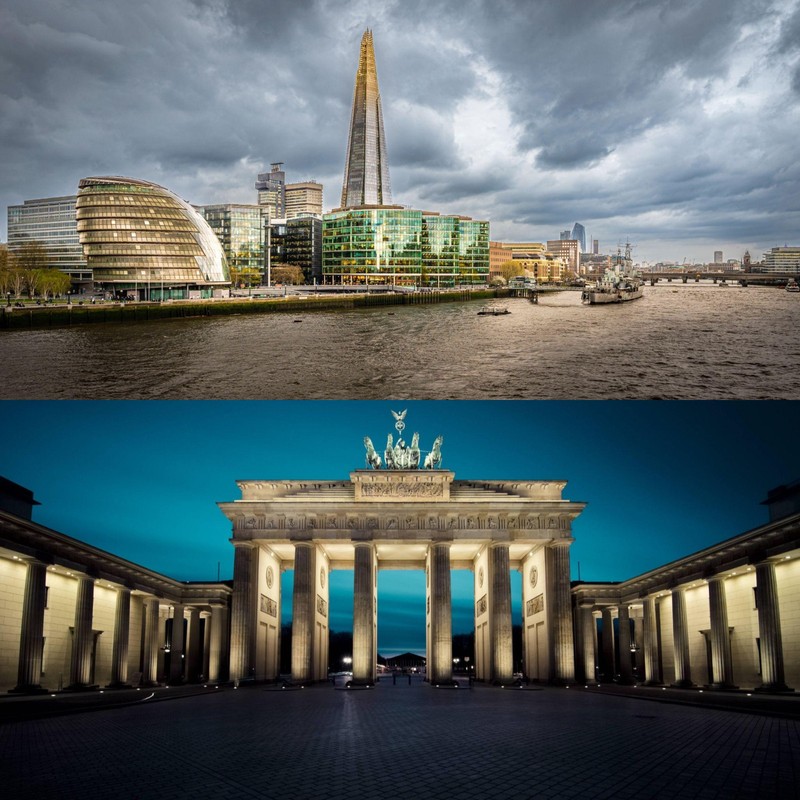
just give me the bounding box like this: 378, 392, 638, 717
2, 401, 798, 653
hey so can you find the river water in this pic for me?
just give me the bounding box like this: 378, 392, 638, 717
1, 285, 798, 399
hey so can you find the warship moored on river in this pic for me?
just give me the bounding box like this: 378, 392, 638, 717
581, 242, 643, 305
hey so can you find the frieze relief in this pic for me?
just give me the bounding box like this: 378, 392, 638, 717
240, 511, 568, 535
526, 593, 544, 617
260, 594, 277, 618
317, 595, 328, 617
359, 482, 445, 498
476, 594, 487, 617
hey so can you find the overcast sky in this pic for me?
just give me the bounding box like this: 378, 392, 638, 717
3, 400, 798, 651
1, 0, 798, 262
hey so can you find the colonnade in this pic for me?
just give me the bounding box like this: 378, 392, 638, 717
230, 539, 576, 686
11, 558, 229, 693
578, 559, 791, 691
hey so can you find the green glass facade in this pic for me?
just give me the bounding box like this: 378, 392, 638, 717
322, 207, 489, 286
201, 204, 265, 285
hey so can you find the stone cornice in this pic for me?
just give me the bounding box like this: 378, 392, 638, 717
572, 513, 800, 604
0, 510, 231, 606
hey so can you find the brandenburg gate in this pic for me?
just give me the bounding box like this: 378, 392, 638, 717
218, 413, 585, 686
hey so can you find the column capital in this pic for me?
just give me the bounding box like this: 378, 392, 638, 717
546, 538, 574, 549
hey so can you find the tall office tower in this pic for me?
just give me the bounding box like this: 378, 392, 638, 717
571, 222, 586, 253
592, 239, 599, 255
560, 230, 571, 240
285, 181, 323, 218
340, 29, 392, 208
7, 196, 90, 285
255, 163, 286, 218
714, 250, 723, 264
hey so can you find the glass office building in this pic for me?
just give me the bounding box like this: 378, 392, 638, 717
7, 196, 90, 285
76, 177, 229, 299
200, 204, 265, 286
322, 207, 489, 286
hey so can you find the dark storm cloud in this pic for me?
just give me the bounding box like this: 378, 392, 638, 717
1, 0, 798, 260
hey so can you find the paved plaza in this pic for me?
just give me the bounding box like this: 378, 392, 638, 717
2, 680, 798, 800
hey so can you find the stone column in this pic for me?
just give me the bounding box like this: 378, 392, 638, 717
708, 576, 736, 689
142, 597, 160, 685
642, 596, 661, 685
616, 604, 634, 685
580, 604, 597, 684
601, 607, 616, 681
229, 542, 257, 682
108, 587, 131, 687
490, 544, 513, 684
13, 559, 49, 693
207, 603, 227, 682
546, 541, 575, 683
185, 607, 202, 683
755, 561, 791, 692
429, 542, 453, 684
291, 542, 316, 683
169, 604, 185, 683
68, 576, 95, 689
201, 611, 212, 681
671, 588, 694, 688
352, 543, 377, 685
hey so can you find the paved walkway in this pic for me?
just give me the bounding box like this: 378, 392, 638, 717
2, 681, 797, 799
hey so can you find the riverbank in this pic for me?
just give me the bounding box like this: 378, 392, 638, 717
0, 288, 508, 331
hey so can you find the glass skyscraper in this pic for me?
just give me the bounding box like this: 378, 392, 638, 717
340, 30, 392, 208
7, 196, 90, 285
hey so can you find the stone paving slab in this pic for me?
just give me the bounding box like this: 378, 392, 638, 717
1, 681, 797, 800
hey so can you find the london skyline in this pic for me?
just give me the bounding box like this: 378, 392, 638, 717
1, 0, 798, 263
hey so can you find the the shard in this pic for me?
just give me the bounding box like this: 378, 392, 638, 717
340, 29, 392, 208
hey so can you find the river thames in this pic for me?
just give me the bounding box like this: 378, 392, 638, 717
1, 284, 798, 399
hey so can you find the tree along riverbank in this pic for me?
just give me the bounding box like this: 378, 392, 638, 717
0, 288, 509, 331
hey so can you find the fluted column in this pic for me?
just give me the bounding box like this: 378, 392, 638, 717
169, 604, 185, 683
186, 607, 202, 683
291, 543, 316, 683
429, 542, 453, 684
201, 611, 212, 681
490, 544, 513, 684
207, 603, 227, 682
671, 588, 694, 688
108, 587, 131, 687
229, 543, 257, 682
546, 541, 575, 683
142, 597, 160, 685
708, 576, 736, 689
642, 596, 661, 685
580, 604, 597, 684
755, 561, 791, 692
13, 559, 49, 693
69, 576, 95, 689
353, 543, 377, 684
601, 607, 615, 681
616, 604, 634, 685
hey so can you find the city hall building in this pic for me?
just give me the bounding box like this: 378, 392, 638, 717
1, 445, 798, 694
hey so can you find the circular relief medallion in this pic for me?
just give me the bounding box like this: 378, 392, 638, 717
266, 566, 274, 589
320, 566, 326, 588
478, 566, 485, 588
529, 566, 538, 589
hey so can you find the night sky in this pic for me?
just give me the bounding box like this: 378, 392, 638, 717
2, 400, 797, 654
2, 0, 799, 261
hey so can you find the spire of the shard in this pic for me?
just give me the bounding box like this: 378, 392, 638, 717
340, 29, 392, 208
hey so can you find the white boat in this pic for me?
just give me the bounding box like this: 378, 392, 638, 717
786, 279, 799, 293
581, 242, 643, 305
477, 304, 510, 316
